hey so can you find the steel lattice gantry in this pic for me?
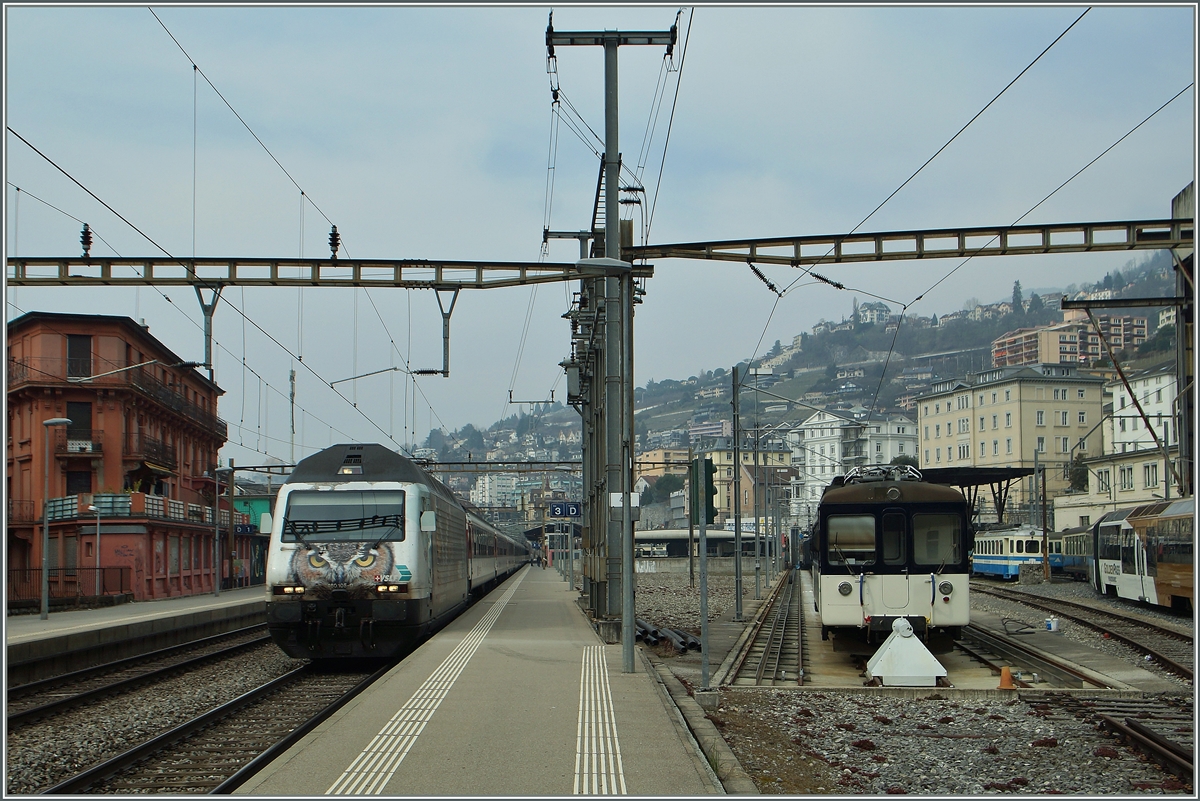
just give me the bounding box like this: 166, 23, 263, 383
4, 256, 654, 288
623, 218, 1193, 266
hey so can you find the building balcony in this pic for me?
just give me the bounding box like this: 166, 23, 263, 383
7, 356, 226, 439
125, 434, 179, 471
41, 492, 249, 528
8, 498, 36, 523
54, 427, 103, 456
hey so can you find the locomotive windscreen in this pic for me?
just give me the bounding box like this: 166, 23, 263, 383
282, 490, 405, 542
912, 514, 961, 564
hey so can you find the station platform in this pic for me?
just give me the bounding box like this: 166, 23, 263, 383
235, 566, 725, 796
6, 585, 266, 682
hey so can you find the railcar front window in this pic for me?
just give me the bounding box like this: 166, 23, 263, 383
282, 490, 405, 543
912, 514, 961, 565
882, 512, 906, 565
827, 515, 875, 565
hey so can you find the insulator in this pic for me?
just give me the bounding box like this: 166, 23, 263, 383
328, 225, 340, 261
80, 223, 93, 258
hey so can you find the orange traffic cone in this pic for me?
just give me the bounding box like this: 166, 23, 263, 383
998, 665, 1016, 689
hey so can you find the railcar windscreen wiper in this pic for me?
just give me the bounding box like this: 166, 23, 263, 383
282, 490, 406, 542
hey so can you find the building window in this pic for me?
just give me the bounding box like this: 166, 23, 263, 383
1060, 437, 1069, 453
1005, 390, 1011, 401
1078, 411, 1086, 424
1036, 410, 1045, 426
1077, 389, 1085, 399
67, 334, 93, 378
1077, 437, 1087, 452
992, 440, 998, 455
1005, 412, 1012, 427
924, 405, 929, 416
992, 415, 997, 429
1096, 469, 1110, 492
924, 426, 929, 440
1036, 436, 1045, 453
935, 424, 941, 438
1119, 418, 1126, 433
1144, 463, 1158, 488
979, 416, 985, 430
958, 418, 970, 434
1006, 438, 1012, 454
935, 448, 941, 463
991, 392, 997, 403
1118, 466, 1134, 490
898, 444, 904, 454
1053, 388, 1060, 400
935, 403, 940, 413
924, 449, 930, 463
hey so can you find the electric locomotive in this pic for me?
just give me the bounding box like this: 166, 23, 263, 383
812, 464, 972, 642
262, 443, 530, 659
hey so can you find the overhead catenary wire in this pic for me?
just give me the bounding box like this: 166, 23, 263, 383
6, 127, 409, 455
735, 7, 1094, 400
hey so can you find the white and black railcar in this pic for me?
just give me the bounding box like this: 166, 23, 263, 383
812, 464, 973, 642
262, 443, 530, 659
1092, 498, 1193, 611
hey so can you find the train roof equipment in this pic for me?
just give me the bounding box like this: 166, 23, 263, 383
865, 617, 948, 687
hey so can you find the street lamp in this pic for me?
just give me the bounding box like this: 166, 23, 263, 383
41, 417, 73, 620
88, 503, 101, 596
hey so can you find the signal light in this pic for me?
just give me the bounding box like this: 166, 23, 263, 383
689, 457, 718, 525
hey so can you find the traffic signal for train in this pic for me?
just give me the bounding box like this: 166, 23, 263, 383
689, 457, 718, 525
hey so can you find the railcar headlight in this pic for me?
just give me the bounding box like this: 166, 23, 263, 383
886, 487, 901, 500
938, 580, 954, 595
376, 583, 409, 595
838, 581, 853, 596
273, 585, 305, 596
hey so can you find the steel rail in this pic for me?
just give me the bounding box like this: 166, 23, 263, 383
971, 585, 1193, 681
959, 624, 1118, 689
7, 635, 271, 729
42, 661, 390, 794
7, 623, 267, 699
1097, 714, 1194, 780
726, 568, 792, 685
756, 576, 794, 684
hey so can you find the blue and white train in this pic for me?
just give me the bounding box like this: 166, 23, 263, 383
970, 525, 1063, 579
262, 443, 530, 659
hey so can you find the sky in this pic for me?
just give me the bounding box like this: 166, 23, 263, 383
4, 4, 1196, 468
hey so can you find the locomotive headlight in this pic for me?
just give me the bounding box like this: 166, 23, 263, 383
838, 581, 853, 596
938, 580, 954, 595
273, 585, 305, 596
886, 487, 901, 500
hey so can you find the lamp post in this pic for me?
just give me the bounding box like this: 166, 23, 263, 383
41, 417, 73, 620
88, 503, 101, 596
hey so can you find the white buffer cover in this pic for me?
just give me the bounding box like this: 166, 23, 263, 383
865, 618, 948, 687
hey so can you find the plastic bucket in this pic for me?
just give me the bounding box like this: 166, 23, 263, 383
1045, 617, 1059, 632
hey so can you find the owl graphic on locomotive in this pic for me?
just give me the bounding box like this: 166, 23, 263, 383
262, 443, 529, 659
812, 464, 973, 643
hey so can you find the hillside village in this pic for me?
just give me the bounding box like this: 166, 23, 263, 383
423, 249, 1183, 536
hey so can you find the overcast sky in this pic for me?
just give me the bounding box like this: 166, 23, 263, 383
5, 4, 1196, 466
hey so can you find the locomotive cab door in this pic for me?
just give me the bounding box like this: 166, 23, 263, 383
880, 510, 910, 610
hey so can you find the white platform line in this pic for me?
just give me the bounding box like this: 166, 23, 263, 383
574, 645, 626, 794
326, 571, 526, 794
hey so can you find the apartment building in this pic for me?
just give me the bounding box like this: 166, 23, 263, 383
917, 364, 1104, 517
635, 447, 691, 479
6, 312, 254, 601
786, 408, 918, 528
699, 437, 790, 524
1107, 361, 1178, 455
1053, 445, 1180, 530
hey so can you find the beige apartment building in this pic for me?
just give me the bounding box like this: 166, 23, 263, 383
993, 316, 1147, 368
635, 448, 691, 479
700, 438, 790, 524
918, 364, 1105, 519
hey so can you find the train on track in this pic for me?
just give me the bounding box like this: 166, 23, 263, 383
811, 464, 973, 643
263, 443, 531, 659
969, 525, 1063, 579
1092, 497, 1193, 612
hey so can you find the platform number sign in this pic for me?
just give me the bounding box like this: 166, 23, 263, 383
549, 502, 582, 518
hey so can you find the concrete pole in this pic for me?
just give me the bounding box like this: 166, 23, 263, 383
754, 424, 761, 600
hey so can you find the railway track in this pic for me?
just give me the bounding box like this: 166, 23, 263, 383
728, 570, 804, 686
43, 662, 391, 794
972, 584, 1194, 681
1018, 691, 1194, 780
7, 626, 272, 728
